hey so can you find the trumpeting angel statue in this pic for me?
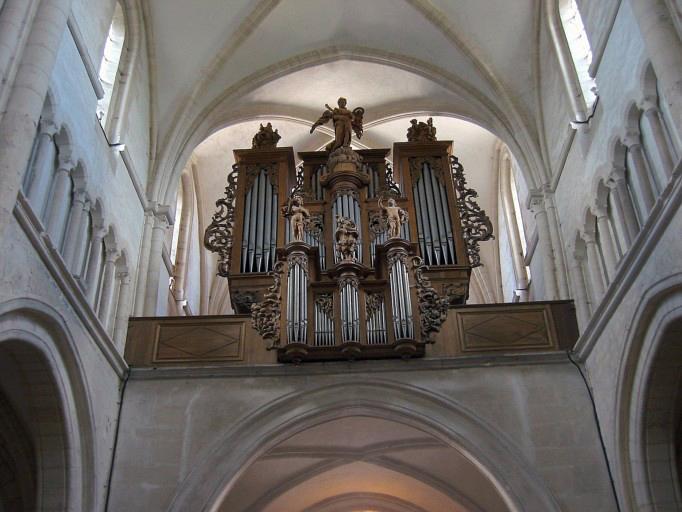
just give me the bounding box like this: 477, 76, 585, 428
310, 97, 364, 152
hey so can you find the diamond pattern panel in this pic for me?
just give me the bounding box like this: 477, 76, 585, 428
154, 321, 244, 362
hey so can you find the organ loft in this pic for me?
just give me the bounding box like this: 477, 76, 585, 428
194, 99, 576, 364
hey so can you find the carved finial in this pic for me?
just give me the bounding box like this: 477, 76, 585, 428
252, 122, 281, 149
407, 117, 437, 142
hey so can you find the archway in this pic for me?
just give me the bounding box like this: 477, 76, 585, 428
617, 277, 682, 510
0, 300, 96, 511
167, 381, 561, 511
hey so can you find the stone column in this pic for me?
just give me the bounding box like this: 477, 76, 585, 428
640, 97, 676, 184
97, 249, 119, 332
529, 192, 559, 300
133, 209, 155, 316
582, 229, 606, 302
113, 271, 133, 350
569, 252, 591, 328
628, 0, 682, 138
85, 228, 107, 305
607, 166, 640, 248
61, 189, 86, 270
622, 132, 656, 216
143, 211, 170, 316
25, 121, 58, 215
173, 181, 193, 308
592, 205, 619, 282
543, 188, 569, 299
0, 0, 73, 241
44, 158, 75, 249
71, 200, 91, 277
0, 0, 39, 113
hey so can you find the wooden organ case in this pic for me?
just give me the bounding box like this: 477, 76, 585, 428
205, 124, 493, 363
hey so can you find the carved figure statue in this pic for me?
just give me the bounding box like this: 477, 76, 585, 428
335, 215, 360, 262
406, 117, 437, 142
379, 197, 408, 239
310, 97, 365, 152
281, 194, 310, 242
252, 122, 281, 149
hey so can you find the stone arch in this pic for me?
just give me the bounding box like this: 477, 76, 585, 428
167, 380, 561, 512
616, 274, 682, 511
0, 298, 96, 511
152, 48, 545, 207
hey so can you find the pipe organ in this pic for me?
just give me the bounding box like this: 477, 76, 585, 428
205, 118, 492, 363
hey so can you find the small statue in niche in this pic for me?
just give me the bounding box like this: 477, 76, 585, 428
310, 97, 365, 152
379, 196, 408, 239
281, 194, 310, 242
252, 122, 281, 150
406, 117, 437, 142
335, 215, 360, 262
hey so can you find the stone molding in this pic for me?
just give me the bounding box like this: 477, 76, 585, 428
13, 192, 128, 378
574, 160, 682, 360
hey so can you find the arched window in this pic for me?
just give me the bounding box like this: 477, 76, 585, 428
559, 0, 597, 110
97, 1, 125, 127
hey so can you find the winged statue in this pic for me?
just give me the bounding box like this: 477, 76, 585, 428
310, 97, 364, 152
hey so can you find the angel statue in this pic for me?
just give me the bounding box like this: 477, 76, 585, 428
281, 194, 310, 242
379, 197, 409, 239
310, 97, 364, 152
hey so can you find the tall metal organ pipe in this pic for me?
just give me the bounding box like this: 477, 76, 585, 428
240, 169, 279, 273
412, 162, 455, 266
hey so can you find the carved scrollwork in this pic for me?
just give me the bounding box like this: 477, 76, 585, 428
287, 252, 309, 276
368, 210, 388, 239
366, 292, 384, 318
450, 155, 494, 267
409, 156, 444, 184
245, 163, 278, 192
383, 162, 402, 197
305, 213, 324, 240
203, 164, 239, 276
251, 261, 285, 349
386, 249, 408, 269
315, 294, 333, 316
443, 283, 467, 306
411, 256, 449, 343
337, 274, 359, 290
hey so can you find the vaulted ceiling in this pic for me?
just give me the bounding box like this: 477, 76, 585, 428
218, 416, 512, 511
143, 0, 545, 202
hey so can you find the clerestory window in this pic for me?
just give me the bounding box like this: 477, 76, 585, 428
559, 0, 597, 110
97, 1, 125, 127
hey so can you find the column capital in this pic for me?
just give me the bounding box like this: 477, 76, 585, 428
105, 248, 120, 263
93, 227, 108, 240
117, 271, 131, 283
57, 156, 76, 173
39, 120, 59, 138
527, 190, 546, 213
621, 131, 642, 149
581, 228, 597, 244
608, 165, 627, 184
591, 205, 608, 220
638, 95, 660, 114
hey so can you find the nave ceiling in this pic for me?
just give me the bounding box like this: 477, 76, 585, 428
141, 0, 546, 202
